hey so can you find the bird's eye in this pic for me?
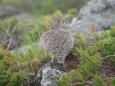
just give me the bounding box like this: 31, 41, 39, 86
57, 20, 60, 22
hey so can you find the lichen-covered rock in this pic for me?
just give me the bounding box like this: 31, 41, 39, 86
31, 62, 66, 86
41, 67, 66, 86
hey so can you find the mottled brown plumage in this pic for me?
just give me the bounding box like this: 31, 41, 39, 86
39, 19, 74, 64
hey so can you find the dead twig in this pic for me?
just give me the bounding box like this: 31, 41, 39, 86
69, 81, 93, 86
6, 36, 13, 51
103, 55, 115, 59
104, 77, 115, 80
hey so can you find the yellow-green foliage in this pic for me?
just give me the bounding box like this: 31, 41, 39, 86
57, 28, 115, 86
111, 79, 115, 86
0, 10, 63, 47
18, 10, 62, 46
0, 16, 18, 32
10, 73, 23, 86
93, 75, 105, 86
67, 8, 78, 16
0, 48, 50, 86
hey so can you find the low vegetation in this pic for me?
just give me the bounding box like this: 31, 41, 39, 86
0, 5, 115, 86
0, 9, 79, 86
57, 28, 115, 86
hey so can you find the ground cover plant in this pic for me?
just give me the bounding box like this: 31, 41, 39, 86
57, 28, 115, 86
0, 9, 79, 86
0, 2, 114, 85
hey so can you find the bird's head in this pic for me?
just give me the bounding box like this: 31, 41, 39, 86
51, 18, 66, 30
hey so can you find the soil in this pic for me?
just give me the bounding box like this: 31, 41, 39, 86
99, 58, 115, 80
63, 53, 80, 72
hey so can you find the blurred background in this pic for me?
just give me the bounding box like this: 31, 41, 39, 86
0, 0, 88, 51
0, 0, 88, 18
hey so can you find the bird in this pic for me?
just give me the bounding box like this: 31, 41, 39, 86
39, 19, 74, 64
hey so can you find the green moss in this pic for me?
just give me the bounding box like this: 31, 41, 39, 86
111, 79, 115, 86
93, 75, 105, 86
0, 69, 12, 86
10, 73, 23, 86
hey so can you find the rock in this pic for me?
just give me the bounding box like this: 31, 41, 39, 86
68, 0, 115, 36
12, 42, 39, 54
16, 13, 35, 21
31, 62, 66, 86
41, 67, 66, 86
0, 5, 21, 18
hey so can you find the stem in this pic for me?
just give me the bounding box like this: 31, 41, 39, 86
103, 55, 115, 59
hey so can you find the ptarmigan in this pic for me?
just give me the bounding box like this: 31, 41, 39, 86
39, 19, 74, 64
